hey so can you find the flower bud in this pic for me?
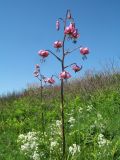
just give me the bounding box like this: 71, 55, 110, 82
56, 20, 60, 31
67, 10, 72, 19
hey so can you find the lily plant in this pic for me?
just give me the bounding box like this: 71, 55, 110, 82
35, 9, 90, 159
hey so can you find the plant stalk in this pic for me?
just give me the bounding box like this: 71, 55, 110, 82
61, 33, 66, 159
40, 78, 45, 136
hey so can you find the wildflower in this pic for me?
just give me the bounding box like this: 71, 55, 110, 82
21, 142, 30, 152
56, 20, 60, 30
64, 23, 75, 35
59, 71, 71, 79
80, 47, 89, 55
69, 22, 75, 31
38, 50, 49, 58
18, 134, 25, 141
86, 105, 93, 111
64, 22, 79, 42
71, 29, 79, 39
46, 77, 55, 84
72, 64, 82, 73
97, 113, 103, 120
68, 117, 75, 124
64, 26, 71, 35
17, 131, 39, 159
50, 141, 58, 150
56, 120, 62, 128
93, 120, 105, 132
78, 107, 83, 113
53, 41, 63, 48
32, 151, 40, 160
33, 71, 39, 77
69, 144, 80, 156
97, 134, 110, 147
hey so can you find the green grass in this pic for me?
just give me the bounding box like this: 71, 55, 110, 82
0, 72, 120, 159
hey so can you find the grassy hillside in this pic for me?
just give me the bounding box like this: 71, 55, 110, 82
0, 71, 120, 160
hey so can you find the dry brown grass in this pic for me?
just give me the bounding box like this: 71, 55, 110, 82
1, 64, 120, 102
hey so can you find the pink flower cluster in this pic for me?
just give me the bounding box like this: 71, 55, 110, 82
36, 11, 90, 84
58, 64, 82, 79
64, 23, 79, 40
33, 64, 55, 84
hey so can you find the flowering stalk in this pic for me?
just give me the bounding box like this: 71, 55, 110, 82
33, 65, 45, 136
60, 11, 80, 159
37, 9, 90, 159
61, 34, 66, 159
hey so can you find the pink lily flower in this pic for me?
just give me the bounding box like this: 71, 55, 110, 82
71, 29, 80, 39
80, 47, 89, 55
53, 41, 63, 48
64, 23, 79, 41
69, 23, 75, 33
46, 77, 55, 84
38, 50, 49, 58
59, 71, 71, 79
72, 65, 82, 73
64, 23, 75, 35
64, 26, 71, 35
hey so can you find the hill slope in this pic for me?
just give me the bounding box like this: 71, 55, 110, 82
0, 72, 120, 159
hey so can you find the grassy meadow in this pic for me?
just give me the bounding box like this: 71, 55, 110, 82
0, 70, 120, 160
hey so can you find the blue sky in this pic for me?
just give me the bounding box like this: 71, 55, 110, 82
0, 0, 120, 95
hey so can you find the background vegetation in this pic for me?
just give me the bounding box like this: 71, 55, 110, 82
0, 67, 120, 159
